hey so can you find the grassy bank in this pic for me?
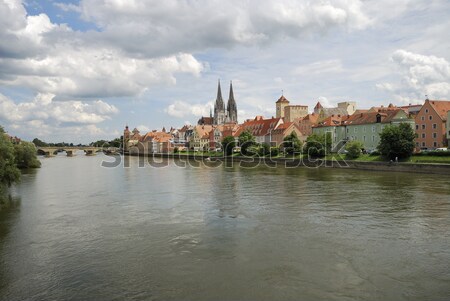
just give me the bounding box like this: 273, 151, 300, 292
325, 153, 450, 164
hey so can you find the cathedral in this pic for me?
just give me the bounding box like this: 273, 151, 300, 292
197, 80, 238, 125
213, 80, 238, 124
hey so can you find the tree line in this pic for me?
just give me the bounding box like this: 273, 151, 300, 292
0, 127, 41, 189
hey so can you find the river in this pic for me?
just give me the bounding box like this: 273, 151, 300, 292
0, 153, 449, 300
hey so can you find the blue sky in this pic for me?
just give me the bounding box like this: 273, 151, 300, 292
0, 0, 449, 143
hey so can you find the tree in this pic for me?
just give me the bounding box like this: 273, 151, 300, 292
0, 127, 21, 187
222, 136, 236, 156
378, 123, 416, 159
238, 130, 256, 156
345, 140, 364, 159
282, 131, 302, 155
304, 133, 332, 158
258, 143, 271, 156
14, 142, 41, 169
32, 138, 48, 147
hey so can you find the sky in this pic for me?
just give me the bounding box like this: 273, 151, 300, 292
0, 0, 449, 143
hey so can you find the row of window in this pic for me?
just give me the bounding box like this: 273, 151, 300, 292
345, 125, 382, 134
420, 133, 439, 139
420, 115, 433, 121
416, 124, 438, 130
416, 141, 440, 147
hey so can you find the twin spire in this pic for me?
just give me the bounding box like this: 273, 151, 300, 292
213, 79, 238, 124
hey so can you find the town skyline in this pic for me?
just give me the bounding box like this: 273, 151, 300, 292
0, 0, 449, 144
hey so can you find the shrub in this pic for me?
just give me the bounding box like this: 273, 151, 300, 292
345, 140, 364, 159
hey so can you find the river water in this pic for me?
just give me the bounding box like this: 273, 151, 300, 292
0, 153, 449, 300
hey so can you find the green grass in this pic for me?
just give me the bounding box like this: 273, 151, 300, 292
325, 153, 450, 164
409, 155, 450, 164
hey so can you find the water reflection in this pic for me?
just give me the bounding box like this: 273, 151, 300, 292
0, 155, 449, 300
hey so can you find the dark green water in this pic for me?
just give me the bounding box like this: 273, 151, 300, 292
0, 153, 449, 300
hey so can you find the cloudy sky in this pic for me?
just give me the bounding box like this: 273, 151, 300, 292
0, 0, 449, 143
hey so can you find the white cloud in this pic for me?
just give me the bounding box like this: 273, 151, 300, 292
377, 50, 450, 103
136, 125, 150, 132
293, 59, 343, 75
53, 2, 82, 13
0, 93, 118, 124
165, 101, 214, 118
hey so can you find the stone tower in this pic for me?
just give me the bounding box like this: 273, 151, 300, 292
213, 80, 226, 125
227, 81, 238, 123
276, 95, 290, 118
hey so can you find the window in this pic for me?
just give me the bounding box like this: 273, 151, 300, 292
433, 133, 437, 138
422, 142, 425, 147
416, 142, 419, 147
422, 124, 426, 130
372, 126, 376, 132
363, 126, 366, 133
372, 136, 375, 142
433, 142, 437, 147
354, 128, 357, 133
425, 109, 429, 113
433, 124, 437, 129
422, 133, 426, 138
421, 116, 425, 121
429, 115, 433, 120
346, 128, 349, 133
363, 135, 366, 141
415, 125, 419, 130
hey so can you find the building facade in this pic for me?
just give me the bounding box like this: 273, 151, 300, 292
415, 99, 450, 149
313, 109, 415, 152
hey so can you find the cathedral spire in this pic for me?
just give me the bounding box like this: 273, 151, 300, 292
227, 80, 238, 123
215, 79, 224, 110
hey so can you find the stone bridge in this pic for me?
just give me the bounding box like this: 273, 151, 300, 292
37, 146, 102, 157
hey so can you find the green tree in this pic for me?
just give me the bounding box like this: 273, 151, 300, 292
378, 123, 416, 159
0, 127, 21, 187
14, 141, 41, 169
32, 138, 48, 147
282, 131, 302, 155
304, 133, 332, 158
258, 143, 271, 156
345, 140, 364, 159
238, 130, 256, 156
109, 137, 122, 148
222, 136, 236, 156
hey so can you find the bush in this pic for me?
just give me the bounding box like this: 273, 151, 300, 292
413, 151, 450, 156
173, 147, 179, 153
369, 150, 380, 156
304, 133, 332, 158
270, 146, 279, 157
258, 143, 271, 156
345, 140, 364, 159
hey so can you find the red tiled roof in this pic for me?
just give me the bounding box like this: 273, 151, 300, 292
315, 114, 348, 127
428, 100, 450, 120
235, 116, 283, 137
343, 109, 404, 125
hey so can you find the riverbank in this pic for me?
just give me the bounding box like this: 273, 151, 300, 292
125, 152, 450, 175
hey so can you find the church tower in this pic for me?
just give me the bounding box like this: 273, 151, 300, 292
213, 80, 226, 125
123, 125, 130, 152
227, 81, 238, 123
